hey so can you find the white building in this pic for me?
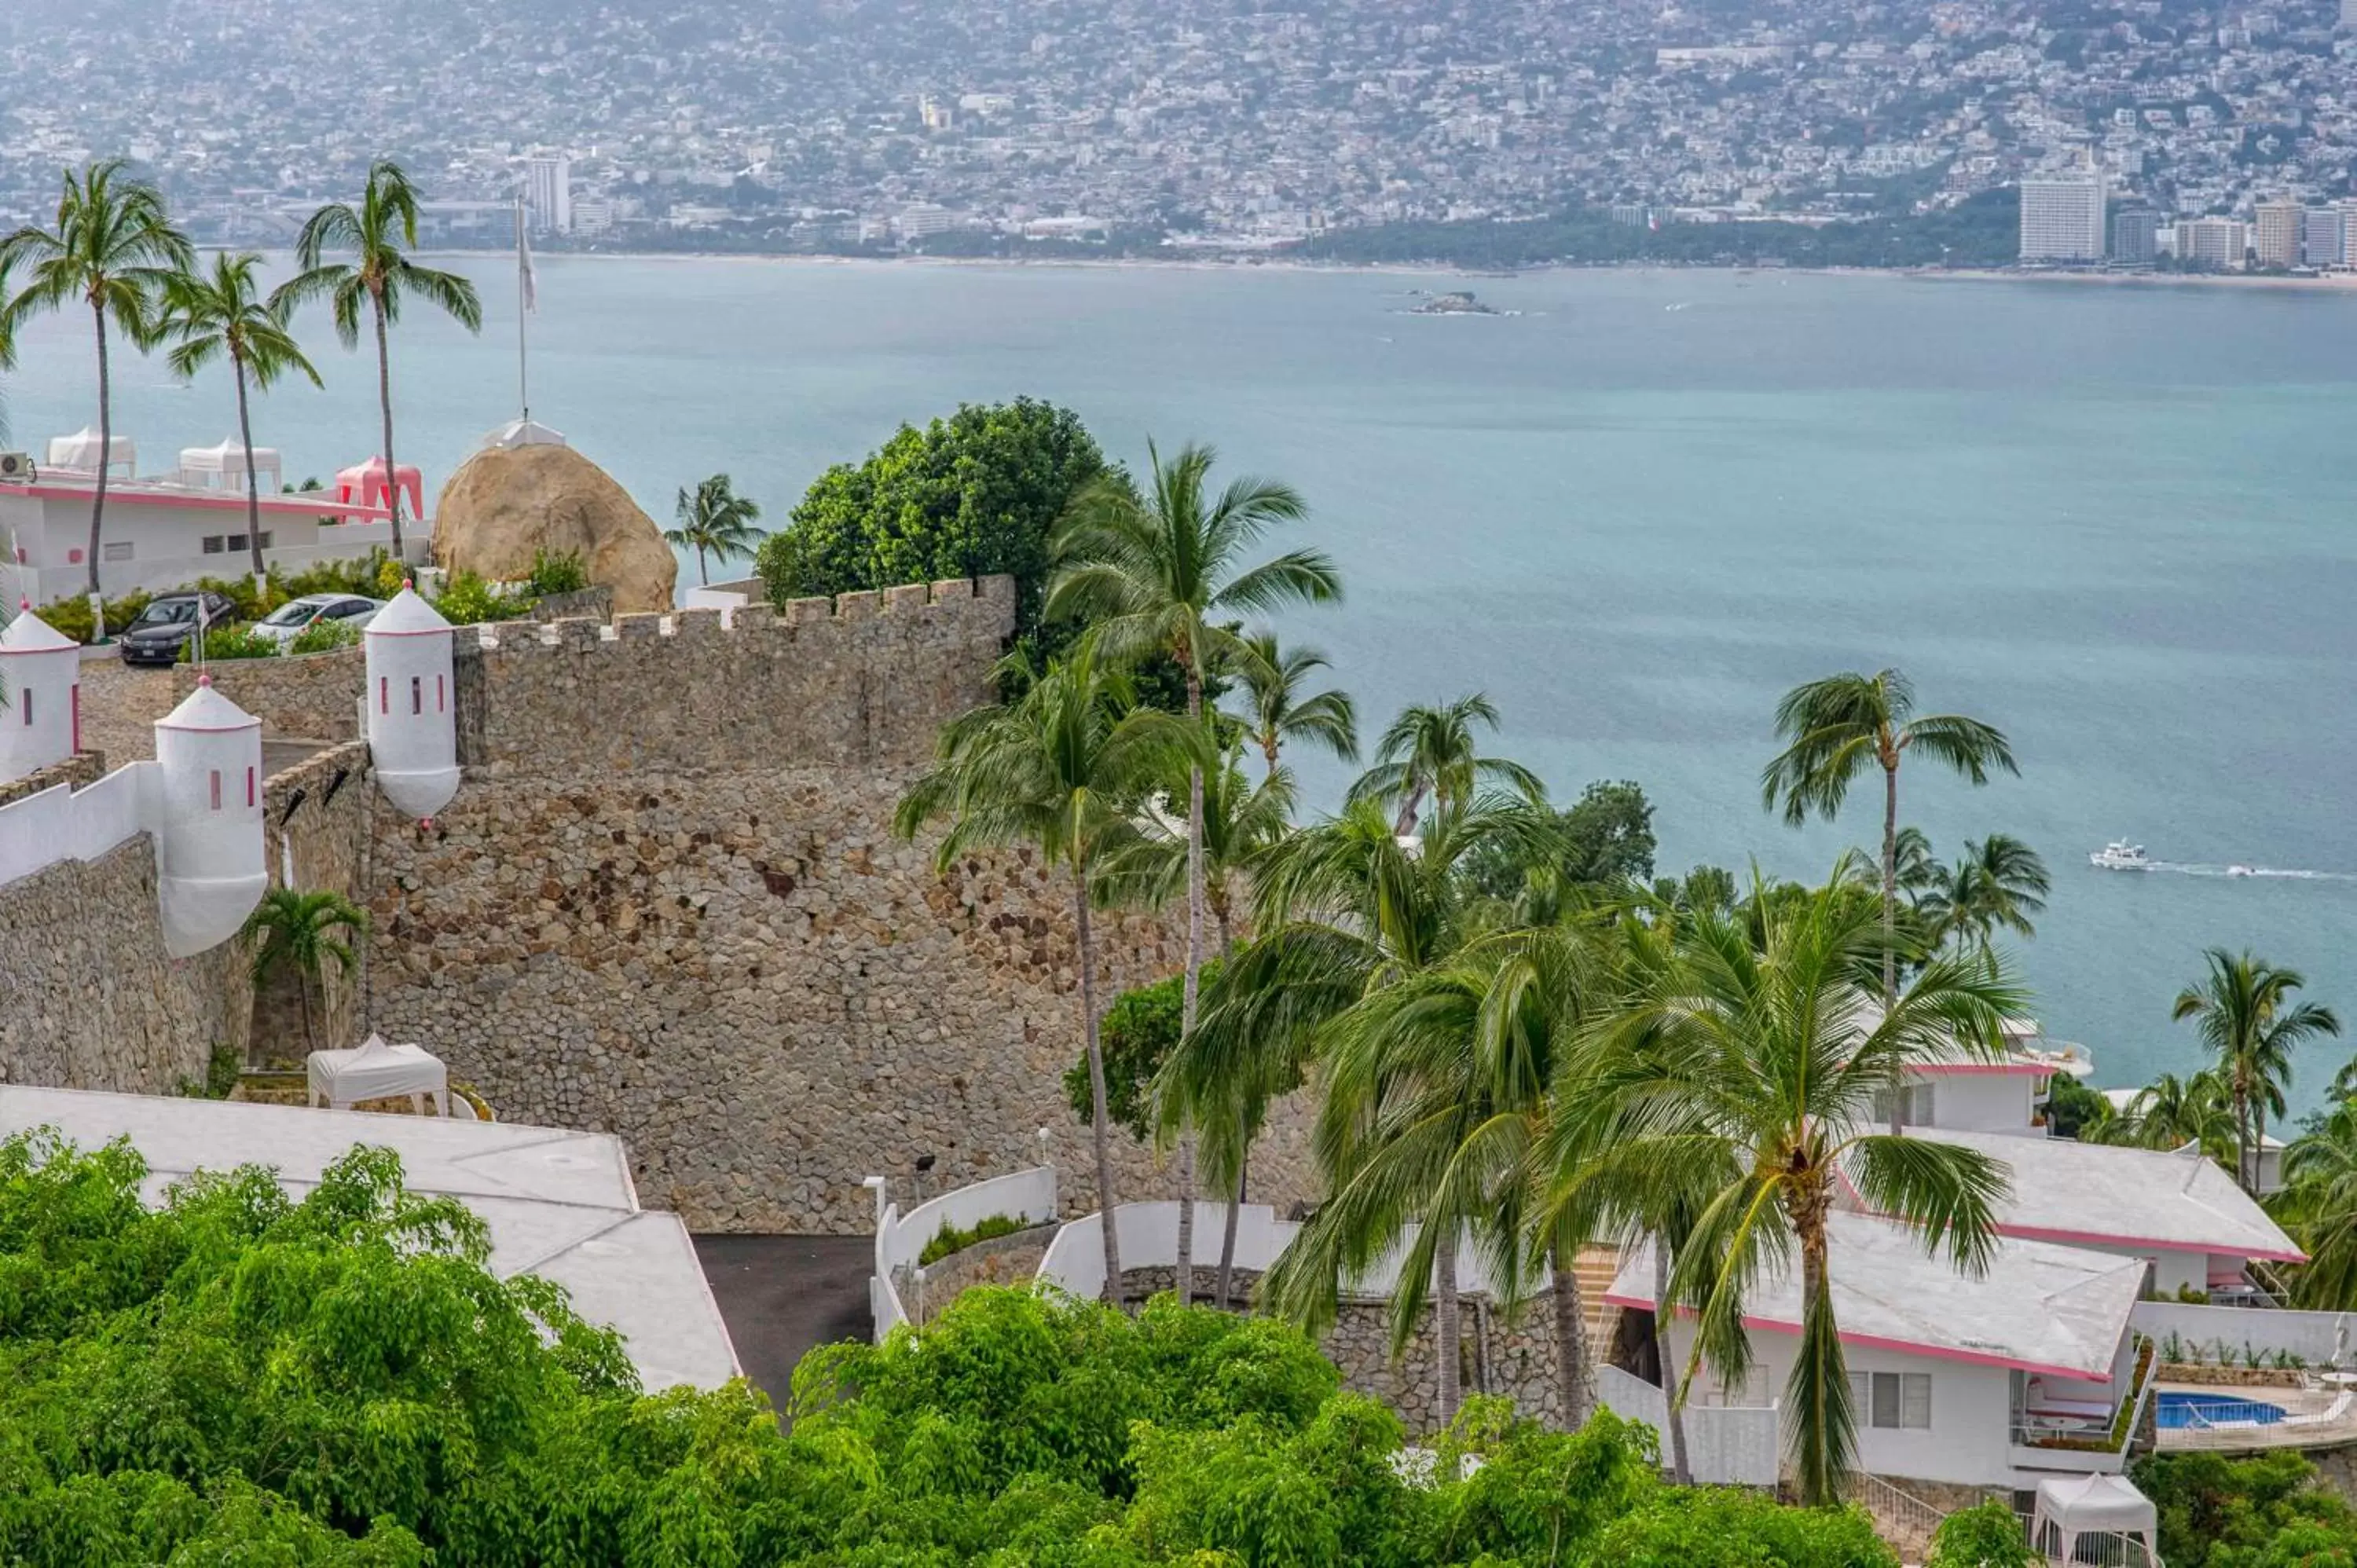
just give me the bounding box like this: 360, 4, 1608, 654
1606, 1213, 2148, 1489
2253, 200, 2306, 269
365, 587, 462, 821
0, 606, 81, 782
2178, 217, 2248, 270
2304, 207, 2348, 269
2018, 175, 2107, 262
151, 677, 267, 958
526, 153, 573, 234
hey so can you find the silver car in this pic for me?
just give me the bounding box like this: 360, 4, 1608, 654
253, 592, 384, 646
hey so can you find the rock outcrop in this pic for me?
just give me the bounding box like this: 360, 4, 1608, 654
431, 443, 678, 614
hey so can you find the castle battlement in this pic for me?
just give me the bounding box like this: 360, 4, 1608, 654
482, 573, 1011, 658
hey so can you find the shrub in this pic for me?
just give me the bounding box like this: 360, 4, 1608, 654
35, 590, 152, 643
917, 1212, 1034, 1266
2134, 1449, 2357, 1568
1065, 961, 1224, 1144
1928, 1500, 2036, 1567
372, 555, 409, 599
286, 617, 362, 656
431, 569, 531, 626
178, 622, 280, 661
523, 548, 589, 597
170, 1043, 244, 1101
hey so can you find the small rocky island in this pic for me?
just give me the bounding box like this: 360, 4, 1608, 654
1406, 289, 1512, 316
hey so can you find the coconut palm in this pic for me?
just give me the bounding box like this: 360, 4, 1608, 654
1049, 439, 1340, 1307
893, 639, 1189, 1302
667, 474, 767, 586
0, 160, 193, 598
2090, 1070, 2237, 1163
276, 162, 483, 563
2274, 1101, 2357, 1310
1578, 863, 2022, 1504
241, 888, 368, 1057
1228, 630, 1358, 779
2172, 950, 2342, 1195
1919, 834, 2050, 952
159, 253, 323, 583
1348, 693, 1545, 838
1762, 670, 2018, 1130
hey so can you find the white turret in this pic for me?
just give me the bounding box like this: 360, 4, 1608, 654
364, 586, 460, 820
0, 603, 81, 783
152, 676, 266, 958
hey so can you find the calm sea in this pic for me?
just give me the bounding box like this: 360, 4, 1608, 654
8, 258, 2357, 1109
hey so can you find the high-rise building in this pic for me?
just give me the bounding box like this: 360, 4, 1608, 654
2018, 175, 2106, 262
2111, 208, 2160, 266
2342, 0, 2357, 29
2302, 207, 2347, 269
2253, 200, 2305, 269
526, 154, 572, 234
2178, 217, 2248, 271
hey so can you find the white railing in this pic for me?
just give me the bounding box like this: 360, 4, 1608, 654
1847, 1471, 1947, 1560
2024, 1515, 2162, 1566
2132, 1301, 2355, 1371
2156, 1387, 2357, 1451
870, 1165, 1059, 1340
0, 760, 157, 891
1595, 1364, 1781, 1486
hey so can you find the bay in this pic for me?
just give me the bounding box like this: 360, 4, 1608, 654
6, 256, 2357, 1110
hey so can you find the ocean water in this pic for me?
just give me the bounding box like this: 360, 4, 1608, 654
7, 258, 2357, 1108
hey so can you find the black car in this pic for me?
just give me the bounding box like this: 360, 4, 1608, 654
118, 592, 237, 666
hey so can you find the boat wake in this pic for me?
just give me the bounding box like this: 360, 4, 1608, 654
2139, 861, 2357, 884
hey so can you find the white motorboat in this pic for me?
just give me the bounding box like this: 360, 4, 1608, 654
2090, 841, 2150, 871
2227, 864, 2255, 877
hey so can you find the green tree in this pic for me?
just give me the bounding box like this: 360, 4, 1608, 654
1228, 630, 1358, 778
1761, 669, 2018, 1128
1349, 693, 1545, 837
2275, 1101, 2357, 1310
895, 639, 1189, 1300
240, 887, 367, 1057
276, 162, 484, 563
1463, 779, 1657, 903
1581, 864, 2022, 1504
1926, 1500, 2039, 1567
756, 397, 1109, 646
2172, 950, 2341, 1195
1049, 438, 1340, 1306
1918, 834, 2049, 952
665, 472, 766, 585
0, 160, 193, 597
160, 253, 323, 583
2089, 1070, 2239, 1163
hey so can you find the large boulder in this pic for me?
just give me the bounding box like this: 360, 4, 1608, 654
430, 443, 677, 614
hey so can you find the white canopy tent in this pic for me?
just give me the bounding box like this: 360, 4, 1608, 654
2029, 1475, 2158, 1566
177, 438, 282, 494
307, 1034, 453, 1116
46, 427, 137, 476
482, 417, 566, 450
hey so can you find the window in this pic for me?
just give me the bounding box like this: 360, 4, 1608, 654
226, 534, 247, 552
101, 540, 133, 562
436, 674, 446, 713
378, 676, 388, 715
208, 770, 222, 811
19, 688, 28, 727
246, 768, 255, 808
257, 530, 273, 549
410, 676, 422, 716
1849, 1372, 1932, 1430
1871, 1083, 1937, 1127
200, 535, 225, 555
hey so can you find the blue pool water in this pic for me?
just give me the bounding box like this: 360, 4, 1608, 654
2154, 1391, 2286, 1430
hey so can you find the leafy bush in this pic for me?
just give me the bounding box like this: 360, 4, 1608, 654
170, 1043, 244, 1101
1066, 960, 1224, 1143
2044, 1073, 2110, 1140
35, 590, 152, 644
280, 551, 394, 601
373, 555, 409, 599
431, 569, 532, 626
178, 622, 280, 661
1927, 1500, 2036, 1567
917, 1211, 1035, 1266
286, 617, 362, 656
524, 548, 590, 597
1590, 1486, 1893, 1568
2133, 1449, 2357, 1568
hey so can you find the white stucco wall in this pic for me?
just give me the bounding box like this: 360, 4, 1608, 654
1907, 1071, 2042, 1134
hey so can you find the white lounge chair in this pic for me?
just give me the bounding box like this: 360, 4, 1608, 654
2282, 1390, 2354, 1429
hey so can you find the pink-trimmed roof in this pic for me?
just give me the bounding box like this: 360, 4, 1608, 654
1910, 1061, 2059, 1078
17, 480, 390, 522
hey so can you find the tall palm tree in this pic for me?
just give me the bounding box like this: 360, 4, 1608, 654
1228, 631, 1358, 779
160, 253, 323, 584
894, 639, 1189, 1302
2274, 1101, 2357, 1310
1762, 670, 2017, 1130
1049, 439, 1340, 1306
1919, 834, 2050, 952
666, 474, 767, 586
1348, 693, 1545, 837
0, 160, 192, 598
2088, 1070, 2237, 1163
276, 162, 483, 564
1578, 865, 2022, 1504
2172, 950, 2341, 1195
241, 888, 368, 1057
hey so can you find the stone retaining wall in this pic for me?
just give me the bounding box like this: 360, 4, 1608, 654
900, 1224, 1059, 1323
174, 648, 365, 741
247, 742, 373, 1066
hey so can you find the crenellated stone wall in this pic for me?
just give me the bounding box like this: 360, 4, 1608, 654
0, 750, 105, 808
174, 649, 365, 742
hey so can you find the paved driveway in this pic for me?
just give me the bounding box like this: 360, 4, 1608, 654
693, 1234, 874, 1414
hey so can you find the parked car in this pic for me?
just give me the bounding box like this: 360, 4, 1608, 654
118, 592, 237, 666
252, 593, 384, 646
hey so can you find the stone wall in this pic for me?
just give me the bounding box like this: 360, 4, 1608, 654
900, 1225, 1058, 1324
0, 750, 104, 808
2308, 1438, 2357, 1504
247, 742, 374, 1065
174, 648, 366, 741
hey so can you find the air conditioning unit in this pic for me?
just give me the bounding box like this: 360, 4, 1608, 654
0, 452, 33, 482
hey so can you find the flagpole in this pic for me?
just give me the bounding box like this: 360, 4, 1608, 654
515, 194, 530, 421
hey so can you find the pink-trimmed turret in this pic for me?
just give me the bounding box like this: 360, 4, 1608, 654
152, 674, 266, 957
364, 585, 460, 820
0, 602, 81, 784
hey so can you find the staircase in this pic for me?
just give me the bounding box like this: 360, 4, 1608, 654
1845, 1473, 1947, 1564
1570, 1245, 1623, 1350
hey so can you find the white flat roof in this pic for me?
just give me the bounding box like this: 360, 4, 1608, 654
1605, 1211, 2146, 1380
1885, 1127, 2303, 1263
0, 1085, 739, 1392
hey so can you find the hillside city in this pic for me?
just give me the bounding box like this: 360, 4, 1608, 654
2, 0, 2356, 267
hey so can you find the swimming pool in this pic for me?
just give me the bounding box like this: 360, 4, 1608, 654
2154, 1391, 2287, 1430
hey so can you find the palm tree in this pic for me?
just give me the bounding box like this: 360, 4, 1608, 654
1348, 693, 1545, 837
2274, 1102, 2357, 1310
1761, 670, 2017, 1129
160, 253, 323, 584
1578, 864, 2022, 1504
241, 888, 368, 1057
667, 474, 768, 586
1228, 631, 1358, 779
1919, 835, 2050, 952
0, 161, 192, 598
1049, 439, 1340, 1306
276, 162, 483, 564
894, 639, 1188, 1302
2172, 950, 2342, 1195
2090, 1070, 2238, 1163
